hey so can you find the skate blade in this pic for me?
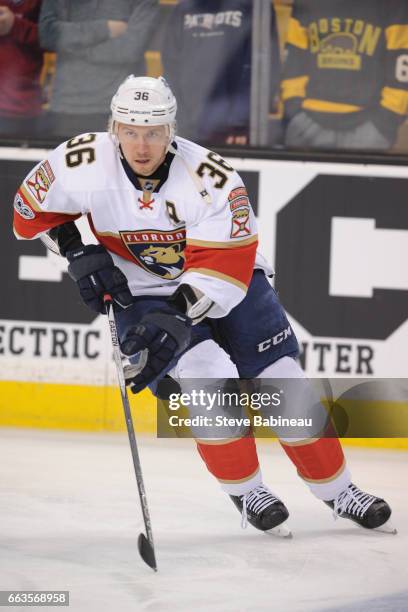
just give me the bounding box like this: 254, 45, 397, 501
265, 521, 293, 538
354, 518, 398, 535
372, 520, 397, 535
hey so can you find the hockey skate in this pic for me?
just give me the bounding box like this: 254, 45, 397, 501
325, 483, 397, 534
230, 484, 292, 538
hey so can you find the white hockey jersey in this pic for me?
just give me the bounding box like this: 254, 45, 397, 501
13, 133, 272, 317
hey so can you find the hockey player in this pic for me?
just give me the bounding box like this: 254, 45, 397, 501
13, 75, 394, 536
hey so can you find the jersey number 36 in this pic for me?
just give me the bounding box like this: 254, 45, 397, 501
65, 134, 97, 168
196, 152, 233, 189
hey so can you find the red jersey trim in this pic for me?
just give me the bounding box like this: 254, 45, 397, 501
87, 217, 143, 266
184, 240, 257, 289
13, 188, 80, 239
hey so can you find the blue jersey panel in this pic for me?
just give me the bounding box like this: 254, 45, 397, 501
213, 270, 299, 378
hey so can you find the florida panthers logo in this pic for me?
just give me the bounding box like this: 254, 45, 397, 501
120, 229, 186, 280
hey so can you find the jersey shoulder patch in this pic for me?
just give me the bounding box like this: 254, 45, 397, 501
23, 159, 56, 207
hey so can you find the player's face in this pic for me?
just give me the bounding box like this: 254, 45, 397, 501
117, 124, 169, 176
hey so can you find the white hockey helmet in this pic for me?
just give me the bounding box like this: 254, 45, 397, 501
110, 75, 177, 143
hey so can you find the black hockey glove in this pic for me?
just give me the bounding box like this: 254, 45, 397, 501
120, 305, 192, 394
66, 244, 133, 314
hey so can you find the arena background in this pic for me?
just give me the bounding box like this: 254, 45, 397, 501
1, 3, 408, 608
1, 0, 407, 447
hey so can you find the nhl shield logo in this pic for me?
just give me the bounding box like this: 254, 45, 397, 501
143, 180, 155, 192
120, 228, 186, 280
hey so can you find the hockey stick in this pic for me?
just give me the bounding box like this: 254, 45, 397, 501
104, 294, 157, 572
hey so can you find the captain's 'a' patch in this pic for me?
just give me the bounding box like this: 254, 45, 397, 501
120, 228, 186, 280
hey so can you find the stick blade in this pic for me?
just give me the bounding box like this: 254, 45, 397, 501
138, 533, 157, 571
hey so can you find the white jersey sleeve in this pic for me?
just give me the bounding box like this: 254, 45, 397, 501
13, 133, 99, 239
174, 138, 259, 317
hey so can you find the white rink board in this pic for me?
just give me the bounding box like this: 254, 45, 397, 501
227, 157, 408, 379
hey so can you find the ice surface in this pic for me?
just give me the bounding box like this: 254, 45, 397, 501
0, 428, 407, 612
